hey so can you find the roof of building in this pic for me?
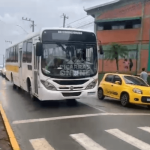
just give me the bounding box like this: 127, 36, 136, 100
84, 0, 120, 12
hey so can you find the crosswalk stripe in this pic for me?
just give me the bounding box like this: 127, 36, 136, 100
106, 129, 150, 150
29, 138, 55, 150
70, 133, 107, 150
138, 127, 150, 133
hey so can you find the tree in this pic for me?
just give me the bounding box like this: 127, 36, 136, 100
105, 43, 128, 71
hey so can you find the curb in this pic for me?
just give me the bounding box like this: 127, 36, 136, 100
0, 103, 20, 150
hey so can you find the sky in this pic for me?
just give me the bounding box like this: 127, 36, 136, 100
0, 0, 113, 64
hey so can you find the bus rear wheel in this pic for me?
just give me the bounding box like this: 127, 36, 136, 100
11, 74, 16, 89
27, 80, 36, 101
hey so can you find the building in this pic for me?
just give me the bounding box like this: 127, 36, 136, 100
85, 0, 150, 73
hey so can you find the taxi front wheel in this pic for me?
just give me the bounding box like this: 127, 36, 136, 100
120, 93, 129, 107
98, 88, 105, 100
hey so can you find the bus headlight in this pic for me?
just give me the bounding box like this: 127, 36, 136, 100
86, 79, 98, 90
41, 80, 57, 91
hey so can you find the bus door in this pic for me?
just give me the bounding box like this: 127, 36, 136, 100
19, 48, 23, 87
33, 46, 39, 95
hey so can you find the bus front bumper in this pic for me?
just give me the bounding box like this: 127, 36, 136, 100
38, 86, 97, 101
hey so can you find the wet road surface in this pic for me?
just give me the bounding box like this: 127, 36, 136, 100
0, 76, 150, 150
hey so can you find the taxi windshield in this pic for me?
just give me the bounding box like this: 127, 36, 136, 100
124, 76, 148, 87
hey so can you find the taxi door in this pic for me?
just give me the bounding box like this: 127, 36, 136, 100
111, 75, 122, 99
102, 74, 114, 97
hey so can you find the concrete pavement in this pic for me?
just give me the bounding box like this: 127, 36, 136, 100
0, 77, 150, 150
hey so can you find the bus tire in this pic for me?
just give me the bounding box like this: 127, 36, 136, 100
29, 86, 35, 100
11, 74, 16, 89
27, 79, 35, 101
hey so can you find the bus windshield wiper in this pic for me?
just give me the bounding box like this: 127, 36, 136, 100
56, 42, 66, 52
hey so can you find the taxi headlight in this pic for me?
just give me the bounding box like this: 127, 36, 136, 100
86, 79, 98, 90
133, 88, 142, 94
41, 80, 57, 91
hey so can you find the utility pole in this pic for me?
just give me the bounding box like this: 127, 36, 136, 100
22, 17, 35, 32
61, 14, 68, 28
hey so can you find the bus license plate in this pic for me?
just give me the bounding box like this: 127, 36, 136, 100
147, 99, 150, 101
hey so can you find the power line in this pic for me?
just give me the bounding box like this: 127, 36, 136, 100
67, 16, 89, 26
76, 21, 94, 28
16, 25, 28, 34
73, 19, 94, 28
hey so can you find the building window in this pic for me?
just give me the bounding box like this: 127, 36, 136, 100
97, 19, 141, 31
26, 39, 32, 63
97, 26, 104, 30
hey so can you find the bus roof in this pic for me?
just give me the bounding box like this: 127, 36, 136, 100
6, 27, 94, 49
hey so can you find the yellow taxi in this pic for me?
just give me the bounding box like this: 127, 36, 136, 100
98, 73, 150, 108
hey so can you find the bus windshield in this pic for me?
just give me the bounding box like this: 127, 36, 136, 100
41, 43, 97, 79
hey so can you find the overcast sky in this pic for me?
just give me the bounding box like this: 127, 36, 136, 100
0, 0, 113, 64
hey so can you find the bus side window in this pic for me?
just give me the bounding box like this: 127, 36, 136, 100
16, 45, 18, 63
26, 39, 32, 63
23, 41, 27, 62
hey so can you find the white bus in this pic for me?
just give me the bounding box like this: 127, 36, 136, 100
5, 28, 100, 103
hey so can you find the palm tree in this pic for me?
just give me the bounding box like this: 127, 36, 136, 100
104, 43, 128, 71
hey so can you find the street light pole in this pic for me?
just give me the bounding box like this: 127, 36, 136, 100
22, 17, 35, 32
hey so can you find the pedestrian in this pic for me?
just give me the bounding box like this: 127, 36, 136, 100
129, 59, 133, 71
140, 68, 148, 83
123, 59, 129, 72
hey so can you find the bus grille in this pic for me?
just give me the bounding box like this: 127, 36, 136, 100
53, 80, 88, 85
62, 92, 81, 97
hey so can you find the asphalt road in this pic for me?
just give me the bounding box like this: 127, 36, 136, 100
0, 76, 150, 150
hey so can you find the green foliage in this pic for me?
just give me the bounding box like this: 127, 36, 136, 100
104, 43, 128, 71
105, 43, 128, 60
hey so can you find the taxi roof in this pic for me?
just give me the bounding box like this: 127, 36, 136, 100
104, 73, 138, 77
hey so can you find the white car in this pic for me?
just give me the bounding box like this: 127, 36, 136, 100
2, 67, 6, 77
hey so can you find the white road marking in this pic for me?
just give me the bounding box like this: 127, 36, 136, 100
70, 133, 107, 150
30, 138, 55, 150
81, 102, 107, 113
106, 129, 150, 150
138, 127, 150, 133
12, 113, 150, 124
13, 113, 101, 124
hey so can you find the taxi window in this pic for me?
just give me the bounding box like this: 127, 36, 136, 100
105, 75, 114, 83
114, 75, 122, 84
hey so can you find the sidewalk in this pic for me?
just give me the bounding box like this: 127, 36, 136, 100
0, 113, 12, 150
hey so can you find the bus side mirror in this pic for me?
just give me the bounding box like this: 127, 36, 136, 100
36, 42, 42, 56
99, 45, 103, 55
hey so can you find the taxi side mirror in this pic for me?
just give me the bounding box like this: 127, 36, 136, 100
115, 81, 121, 85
